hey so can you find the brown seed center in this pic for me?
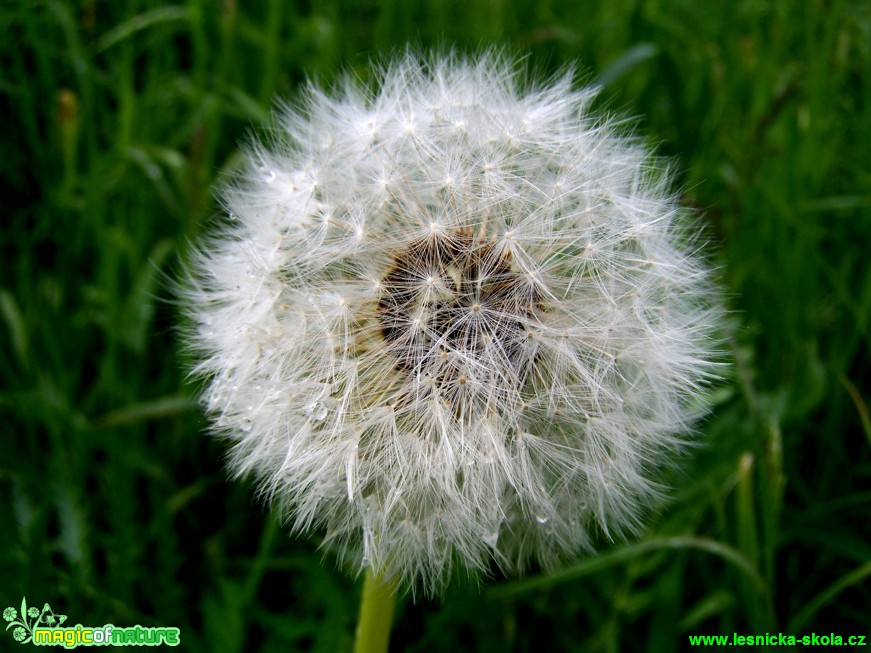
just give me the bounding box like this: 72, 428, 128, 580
377, 232, 538, 387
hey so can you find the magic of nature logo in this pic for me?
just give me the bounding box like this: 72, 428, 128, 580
3, 598, 180, 648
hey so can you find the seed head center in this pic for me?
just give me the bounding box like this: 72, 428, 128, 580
378, 233, 537, 388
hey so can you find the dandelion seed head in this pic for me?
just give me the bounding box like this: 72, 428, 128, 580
183, 50, 724, 595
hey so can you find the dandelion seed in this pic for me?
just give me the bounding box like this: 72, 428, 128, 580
183, 51, 724, 596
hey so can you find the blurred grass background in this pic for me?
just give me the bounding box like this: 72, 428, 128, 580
2, 0, 870, 651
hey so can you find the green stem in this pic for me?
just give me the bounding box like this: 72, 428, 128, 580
353, 568, 397, 653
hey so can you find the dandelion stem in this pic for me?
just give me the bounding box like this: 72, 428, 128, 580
353, 568, 397, 653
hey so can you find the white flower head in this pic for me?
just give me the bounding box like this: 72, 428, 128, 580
184, 51, 723, 595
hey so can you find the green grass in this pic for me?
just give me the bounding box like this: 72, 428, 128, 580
2, 0, 869, 651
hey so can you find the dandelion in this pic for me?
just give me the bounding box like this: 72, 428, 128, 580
183, 51, 723, 597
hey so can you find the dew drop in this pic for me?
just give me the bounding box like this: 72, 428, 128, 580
482, 529, 499, 548
305, 400, 328, 421
535, 514, 550, 525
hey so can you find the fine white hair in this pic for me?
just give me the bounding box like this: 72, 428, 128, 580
183, 50, 724, 595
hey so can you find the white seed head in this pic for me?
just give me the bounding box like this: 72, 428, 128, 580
183, 51, 724, 595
